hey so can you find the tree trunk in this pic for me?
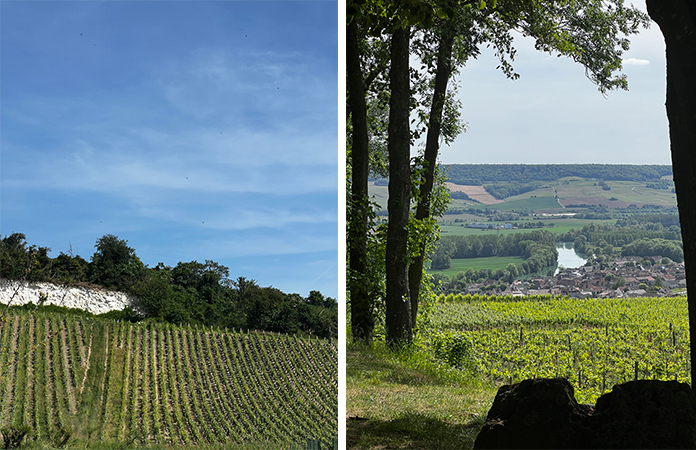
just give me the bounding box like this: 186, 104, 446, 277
646, 0, 696, 384
408, 30, 454, 327
347, 16, 374, 343
385, 26, 413, 348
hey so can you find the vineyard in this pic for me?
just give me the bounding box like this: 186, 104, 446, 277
430, 294, 690, 404
0, 310, 338, 448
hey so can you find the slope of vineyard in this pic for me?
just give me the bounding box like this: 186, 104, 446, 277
431, 294, 690, 404
0, 311, 338, 448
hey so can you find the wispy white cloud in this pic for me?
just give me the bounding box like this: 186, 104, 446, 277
623, 57, 650, 66
154, 47, 333, 125
197, 232, 337, 258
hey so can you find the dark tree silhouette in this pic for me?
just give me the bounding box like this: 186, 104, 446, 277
646, 0, 696, 384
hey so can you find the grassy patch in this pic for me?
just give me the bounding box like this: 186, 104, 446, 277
554, 180, 676, 206
428, 256, 526, 277
484, 196, 561, 211
347, 343, 496, 450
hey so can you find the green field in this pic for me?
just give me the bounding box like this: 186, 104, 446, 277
430, 294, 690, 404
428, 256, 526, 278
369, 176, 677, 215
553, 179, 676, 207
438, 218, 615, 237
483, 196, 561, 211
0, 310, 337, 448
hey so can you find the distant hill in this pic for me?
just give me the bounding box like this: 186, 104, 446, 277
368, 164, 678, 213
443, 164, 673, 184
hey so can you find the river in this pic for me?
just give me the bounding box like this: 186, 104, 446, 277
555, 242, 587, 274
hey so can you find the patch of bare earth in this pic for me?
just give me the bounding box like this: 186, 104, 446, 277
446, 182, 504, 205
559, 197, 635, 208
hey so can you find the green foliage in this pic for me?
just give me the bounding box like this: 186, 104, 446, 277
1, 233, 337, 339
562, 222, 683, 261
431, 331, 477, 370
621, 238, 683, 262
448, 190, 471, 200
429, 230, 558, 287
51, 253, 90, 284
349, 0, 649, 348
431, 294, 690, 403
89, 235, 145, 290
0, 233, 53, 282
484, 182, 542, 200
98, 306, 142, 323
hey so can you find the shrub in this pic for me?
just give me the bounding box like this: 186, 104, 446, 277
432, 331, 477, 371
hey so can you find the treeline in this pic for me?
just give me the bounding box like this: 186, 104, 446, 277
483, 182, 542, 200
0, 233, 337, 338
616, 213, 681, 228
444, 164, 673, 184
430, 230, 558, 280
559, 222, 684, 263
645, 180, 674, 190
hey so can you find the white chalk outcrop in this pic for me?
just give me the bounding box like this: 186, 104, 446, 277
0, 279, 136, 315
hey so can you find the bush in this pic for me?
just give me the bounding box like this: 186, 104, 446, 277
432, 331, 477, 371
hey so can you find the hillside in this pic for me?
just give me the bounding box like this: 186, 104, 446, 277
0, 310, 338, 448
445, 178, 677, 211
369, 165, 678, 213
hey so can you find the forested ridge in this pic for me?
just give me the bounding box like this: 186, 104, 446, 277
0, 233, 337, 339
444, 164, 673, 184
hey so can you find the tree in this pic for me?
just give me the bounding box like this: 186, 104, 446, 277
645, 0, 696, 384
384, 24, 414, 348
89, 234, 144, 290
347, 7, 375, 343
347, 0, 444, 347
348, 0, 648, 348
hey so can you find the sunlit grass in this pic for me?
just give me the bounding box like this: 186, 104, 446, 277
347, 341, 496, 450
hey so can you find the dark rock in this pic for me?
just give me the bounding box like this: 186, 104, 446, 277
587, 380, 696, 448
474, 378, 593, 449
474, 378, 696, 449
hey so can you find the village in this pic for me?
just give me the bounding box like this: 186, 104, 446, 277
466, 256, 687, 298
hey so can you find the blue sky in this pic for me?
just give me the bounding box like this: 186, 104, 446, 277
437, 3, 671, 166
1, 1, 338, 299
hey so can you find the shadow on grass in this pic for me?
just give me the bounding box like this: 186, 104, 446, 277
347, 343, 471, 388
347, 412, 486, 450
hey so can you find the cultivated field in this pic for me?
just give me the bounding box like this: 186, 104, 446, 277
0, 311, 338, 448
431, 294, 690, 404
445, 183, 503, 205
